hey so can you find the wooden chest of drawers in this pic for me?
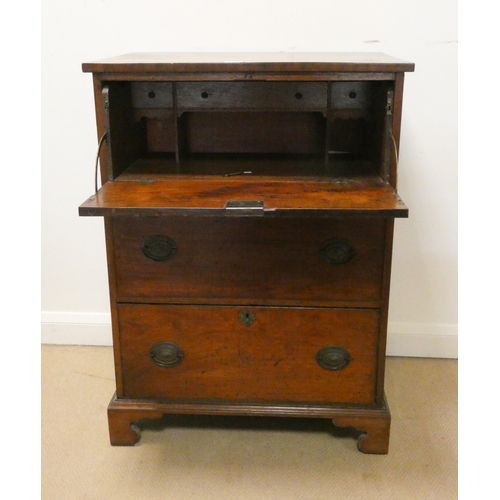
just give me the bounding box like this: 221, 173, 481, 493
79, 52, 414, 454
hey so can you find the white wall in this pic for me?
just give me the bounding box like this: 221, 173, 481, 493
41, 0, 458, 357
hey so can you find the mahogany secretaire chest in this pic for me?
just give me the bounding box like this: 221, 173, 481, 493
79, 53, 414, 454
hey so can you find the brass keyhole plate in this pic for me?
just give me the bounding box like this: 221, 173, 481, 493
239, 310, 256, 327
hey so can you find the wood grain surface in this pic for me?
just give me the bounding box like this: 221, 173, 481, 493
112, 216, 386, 304
82, 52, 415, 74
118, 304, 380, 404
79, 176, 408, 217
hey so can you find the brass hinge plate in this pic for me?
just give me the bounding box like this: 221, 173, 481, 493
386, 89, 394, 116
225, 200, 264, 216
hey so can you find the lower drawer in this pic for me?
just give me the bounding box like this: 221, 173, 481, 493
118, 304, 379, 405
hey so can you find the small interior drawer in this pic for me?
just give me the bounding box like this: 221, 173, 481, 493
131, 82, 173, 108
330, 81, 372, 110
118, 304, 379, 404
176, 82, 327, 110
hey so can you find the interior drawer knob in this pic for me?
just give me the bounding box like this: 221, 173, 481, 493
316, 345, 351, 371
150, 341, 184, 367
142, 235, 177, 261
320, 238, 355, 265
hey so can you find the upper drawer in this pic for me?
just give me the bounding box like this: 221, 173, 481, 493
112, 216, 386, 305
176, 82, 327, 111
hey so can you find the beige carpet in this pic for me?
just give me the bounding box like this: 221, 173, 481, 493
42, 345, 457, 499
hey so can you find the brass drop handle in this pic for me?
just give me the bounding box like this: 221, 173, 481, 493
150, 342, 184, 367
142, 235, 177, 261
320, 238, 355, 265
316, 345, 351, 371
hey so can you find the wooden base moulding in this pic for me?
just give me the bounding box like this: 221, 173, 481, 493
107, 393, 391, 454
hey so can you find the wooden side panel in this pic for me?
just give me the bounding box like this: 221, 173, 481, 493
118, 305, 380, 404
389, 73, 405, 188
375, 218, 395, 405
106, 82, 145, 179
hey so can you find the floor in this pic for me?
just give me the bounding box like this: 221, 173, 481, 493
41, 345, 457, 499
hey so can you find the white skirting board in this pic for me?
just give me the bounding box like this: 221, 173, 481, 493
41, 312, 458, 359
385, 322, 457, 358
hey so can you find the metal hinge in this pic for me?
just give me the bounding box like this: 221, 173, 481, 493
103, 86, 110, 114
386, 89, 394, 116
225, 200, 264, 216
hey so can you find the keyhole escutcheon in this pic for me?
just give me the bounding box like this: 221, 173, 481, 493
239, 310, 256, 327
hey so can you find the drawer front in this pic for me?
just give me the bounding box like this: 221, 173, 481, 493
112, 217, 386, 304
176, 82, 327, 110
118, 304, 379, 404
131, 82, 173, 109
